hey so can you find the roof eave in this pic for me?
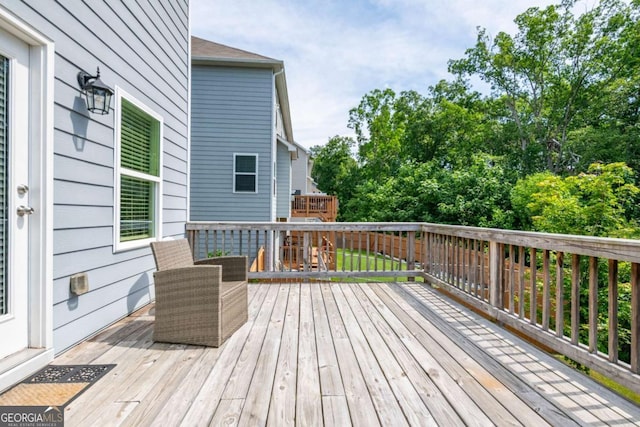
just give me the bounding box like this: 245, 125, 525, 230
192, 56, 284, 70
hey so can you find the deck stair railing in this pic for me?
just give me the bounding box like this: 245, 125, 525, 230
186, 221, 640, 394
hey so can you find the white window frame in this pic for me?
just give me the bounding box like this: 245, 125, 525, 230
233, 153, 258, 193
113, 87, 163, 252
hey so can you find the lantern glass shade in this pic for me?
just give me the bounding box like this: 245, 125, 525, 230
77, 68, 114, 115
84, 81, 112, 114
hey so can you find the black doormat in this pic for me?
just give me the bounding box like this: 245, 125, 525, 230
0, 364, 116, 407
25, 364, 115, 385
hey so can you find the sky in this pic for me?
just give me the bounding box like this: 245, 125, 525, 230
191, 0, 558, 150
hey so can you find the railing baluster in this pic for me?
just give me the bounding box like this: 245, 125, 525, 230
358, 231, 363, 271
571, 254, 580, 345
631, 262, 639, 373
341, 232, 346, 272
456, 236, 460, 286
263, 230, 268, 271
608, 259, 618, 363
391, 232, 396, 272
288, 231, 293, 272
408, 232, 416, 280
509, 244, 515, 314
463, 238, 469, 293
350, 231, 356, 272
589, 256, 599, 354
542, 250, 550, 331
530, 248, 537, 325
366, 232, 371, 273
489, 241, 503, 309
478, 239, 484, 298
400, 232, 404, 272
556, 251, 564, 338
446, 235, 451, 284
230, 230, 235, 255
518, 246, 525, 319
471, 239, 475, 295
374, 232, 379, 272
434, 234, 439, 279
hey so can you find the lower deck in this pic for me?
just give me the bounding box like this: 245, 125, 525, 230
47, 282, 640, 425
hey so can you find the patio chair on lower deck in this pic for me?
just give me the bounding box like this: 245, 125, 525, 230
150, 238, 248, 347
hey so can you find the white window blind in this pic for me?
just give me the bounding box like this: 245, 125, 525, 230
117, 96, 162, 246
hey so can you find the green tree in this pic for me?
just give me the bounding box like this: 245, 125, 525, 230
310, 136, 359, 219
348, 88, 410, 181
511, 162, 640, 237
402, 79, 493, 167
449, 0, 636, 174
343, 154, 514, 228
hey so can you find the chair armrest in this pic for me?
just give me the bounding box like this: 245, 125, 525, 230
195, 256, 248, 281
153, 265, 223, 305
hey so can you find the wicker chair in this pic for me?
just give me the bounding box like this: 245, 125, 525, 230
149, 238, 248, 347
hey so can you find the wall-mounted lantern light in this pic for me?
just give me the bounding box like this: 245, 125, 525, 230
77, 67, 114, 115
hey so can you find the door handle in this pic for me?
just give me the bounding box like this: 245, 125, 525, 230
17, 205, 35, 216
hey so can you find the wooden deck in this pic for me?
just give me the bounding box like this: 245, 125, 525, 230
56, 282, 639, 426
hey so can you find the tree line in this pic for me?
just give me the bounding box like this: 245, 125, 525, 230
311, 0, 640, 239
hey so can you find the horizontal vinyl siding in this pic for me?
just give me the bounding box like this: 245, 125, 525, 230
7, 0, 190, 353
276, 143, 291, 219
190, 66, 274, 221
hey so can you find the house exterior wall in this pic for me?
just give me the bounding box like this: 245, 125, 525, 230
275, 102, 285, 139
291, 147, 310, 194
276, 143, 291, 220
190, 65, 274, 221
307, 156, 320, 193
3, 1, 190, 353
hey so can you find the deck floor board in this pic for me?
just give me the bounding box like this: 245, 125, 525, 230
56, 282, 640, 426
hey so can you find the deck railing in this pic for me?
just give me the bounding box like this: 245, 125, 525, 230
290, 195, 338, 222
186, 221, 640, 394
187, 222, 424, 280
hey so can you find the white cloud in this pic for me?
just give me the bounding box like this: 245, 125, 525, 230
191, 0, 560, 149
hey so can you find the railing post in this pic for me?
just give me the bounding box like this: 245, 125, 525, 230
489, 241, 503, 309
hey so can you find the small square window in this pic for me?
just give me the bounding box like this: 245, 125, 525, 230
234, 154, 257, 193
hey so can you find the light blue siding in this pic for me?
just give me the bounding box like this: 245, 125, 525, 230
276, 143, 291, 219
190, 65, 274, 221
4, 1, 190, 352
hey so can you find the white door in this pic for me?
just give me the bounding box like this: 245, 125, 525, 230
0, 28, 31, 359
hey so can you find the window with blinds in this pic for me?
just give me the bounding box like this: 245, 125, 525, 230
116, 94, 162, 248
234, 154, 258, 193
0, 56, 7, 315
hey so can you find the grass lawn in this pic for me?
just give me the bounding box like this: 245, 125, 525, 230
331, 248, 421, 283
